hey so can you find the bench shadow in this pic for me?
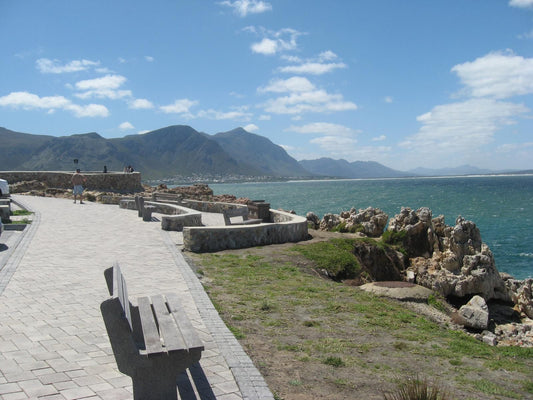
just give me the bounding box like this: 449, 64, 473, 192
177, 364, 217, 400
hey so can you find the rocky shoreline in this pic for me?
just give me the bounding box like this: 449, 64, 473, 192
306, 206, 533, 347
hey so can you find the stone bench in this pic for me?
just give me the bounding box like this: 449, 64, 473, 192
222, 207, 262, 226
101, 263, 204, 400
142, 205, 155, 221
0, 204, 10, 223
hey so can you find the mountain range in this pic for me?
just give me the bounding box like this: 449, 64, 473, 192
0, 125, 517, 181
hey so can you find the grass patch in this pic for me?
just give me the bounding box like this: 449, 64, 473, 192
323, 356, 345, 367
192, 247, 533, 399
291, 238, 361, 280
12, 210, 33, 216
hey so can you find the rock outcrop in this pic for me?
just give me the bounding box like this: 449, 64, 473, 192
318, 207, 388, 237
389, 210, 511, 302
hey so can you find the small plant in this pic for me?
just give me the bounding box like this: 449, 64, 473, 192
383, 376, 449, 400
323, 356, 345, 367
427, 294, 447, 313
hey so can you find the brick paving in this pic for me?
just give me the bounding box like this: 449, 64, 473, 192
0, 195, 273, 400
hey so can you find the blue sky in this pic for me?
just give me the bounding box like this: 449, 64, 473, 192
1, 0, 533, 171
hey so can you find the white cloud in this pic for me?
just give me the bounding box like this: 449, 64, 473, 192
278, 51, 347, 75
249, 28, 302, 55
401, 98, 529, 153
74, 74, 131, 100
219, 0, 272, 17
451, 50, 533, 99
372, 135, 387, 141
258, 114, 271, 120
0, 91, 109, 117
196, 108, 252, 121
65, 103, 109, 117
75, 74, 127, 90
160, 99, 198, 114
259, 77, 356, 115
288, 122, 359, 137
251, 38, 278, 55
496, 142, 533, 152
119, 122, 134, 130
318, 51, 338, 61
259, 77, 316, 93
518, 29, 533, 39
36, 58, 100, 73
263, 89, 357, 115
509, 0, 533, 8
279, 62, 346, 75
310, 135, 358, 154
75, 89, 132, 100
384, 96, 393, 103
129, 98, 154, 109
243, 123, 259, 132
145, 56, 154, 62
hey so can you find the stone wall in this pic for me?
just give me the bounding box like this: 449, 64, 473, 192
0, 171, 143, 193
183, 209, 309, 252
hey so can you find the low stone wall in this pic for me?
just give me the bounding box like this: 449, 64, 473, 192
0, 171, 143, 193
183, 209, 309, 252
119, 198, 202, 231
181, 199, 246, 214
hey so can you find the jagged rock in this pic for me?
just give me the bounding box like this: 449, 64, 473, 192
506, 278, 533, 319
352, 240, 407, 281
320, 213, 341, 231
350, 207, 388, 237
394, 210, 510, 302
306, 212, 320, 229
318, 207, 388, 237
458, 295, 489, 330
495, 321, 533, 347
387, 207, 434, 257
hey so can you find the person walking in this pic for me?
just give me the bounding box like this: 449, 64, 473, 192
71, 169, 87, 204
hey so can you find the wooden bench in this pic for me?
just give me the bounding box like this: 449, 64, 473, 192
222, 207, 262, 226
101, 263, 204, 400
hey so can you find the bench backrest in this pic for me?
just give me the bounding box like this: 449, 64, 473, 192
222, 207, 249, 225
112, 263, 133, 330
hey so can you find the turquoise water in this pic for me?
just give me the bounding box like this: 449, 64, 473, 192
211, 175, 533, 280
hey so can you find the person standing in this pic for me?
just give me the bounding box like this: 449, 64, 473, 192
71, 169, 87, 204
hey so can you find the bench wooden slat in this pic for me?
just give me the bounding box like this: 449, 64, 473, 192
165, 293, 204, 351
137, 296, 164, 355
150, 294, 188, 353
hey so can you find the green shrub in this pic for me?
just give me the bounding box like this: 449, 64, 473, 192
382, 230, 407, 246
384, 376, 449, 400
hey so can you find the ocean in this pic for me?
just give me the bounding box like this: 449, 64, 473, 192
211, 175, 533, 280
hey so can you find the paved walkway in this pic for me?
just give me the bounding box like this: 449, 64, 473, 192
0, 196, 273, 400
